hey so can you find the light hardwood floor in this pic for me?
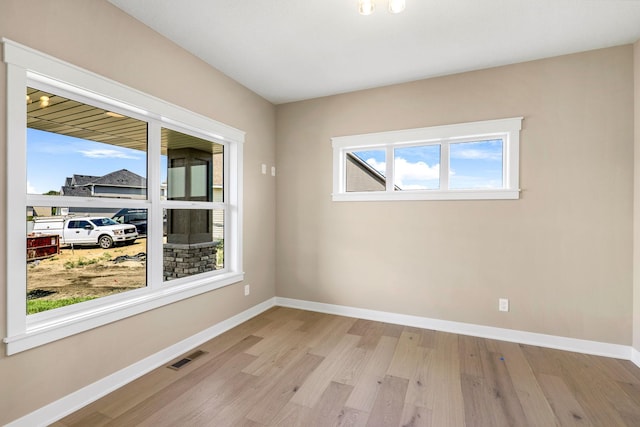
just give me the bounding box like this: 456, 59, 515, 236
56, 307, 640, 426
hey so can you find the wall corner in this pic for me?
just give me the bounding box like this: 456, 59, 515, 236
633, 39, 640, 353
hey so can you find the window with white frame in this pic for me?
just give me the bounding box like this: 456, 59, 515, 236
3, 39, 244, 355
332, 117, 523, 201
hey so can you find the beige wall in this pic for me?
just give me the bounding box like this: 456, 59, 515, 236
0, 0, 276, 424
276, 46, 634, 346
634, 40, 640, 354
0, 2, 637, 423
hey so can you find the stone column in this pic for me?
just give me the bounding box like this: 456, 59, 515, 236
163, 146, 217, 280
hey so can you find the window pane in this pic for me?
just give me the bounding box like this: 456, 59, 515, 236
449, 139, 503, 189
27, 207, 146, 314
26, 87, 147, 198
161, 128, 224, 203
163, 209, 224, 281
346, 150, 386, 192
393, 145, 440, 190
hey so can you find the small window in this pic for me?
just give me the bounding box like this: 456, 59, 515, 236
332, 117, 522, 201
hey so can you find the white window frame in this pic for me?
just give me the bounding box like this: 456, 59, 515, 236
2, 39, 244, 355
332, 117, 523, 201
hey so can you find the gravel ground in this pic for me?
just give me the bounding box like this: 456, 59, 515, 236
27, 238, 147, 301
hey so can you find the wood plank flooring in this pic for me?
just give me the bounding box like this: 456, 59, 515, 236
55, 307, 640, 426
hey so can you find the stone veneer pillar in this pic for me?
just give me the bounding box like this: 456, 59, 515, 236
163, 241, 217, 281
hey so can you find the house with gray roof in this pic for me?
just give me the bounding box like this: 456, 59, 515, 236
60, 169, 146, 199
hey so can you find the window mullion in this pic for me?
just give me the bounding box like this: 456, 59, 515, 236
385, 145, 394, 192
224, 143, 231, 271
227, 140, 242, 274
440, 141, 449, 191
147, 122, 163, 289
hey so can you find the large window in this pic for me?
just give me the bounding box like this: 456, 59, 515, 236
332, 117, 523, 201
4, 40, 244, 355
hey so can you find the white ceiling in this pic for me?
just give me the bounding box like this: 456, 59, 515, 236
108, 0, 640, 105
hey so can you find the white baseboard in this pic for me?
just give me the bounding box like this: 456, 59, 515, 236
275, 297, 633, 361
632, 347, 640, 368
6, 297, 277, 427
9, 296, 638, 426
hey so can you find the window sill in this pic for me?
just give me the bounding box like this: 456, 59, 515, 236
3, 271, 244, 355
332, 189, 521, 202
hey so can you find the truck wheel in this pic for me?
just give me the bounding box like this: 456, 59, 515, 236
98, 235, 113, 249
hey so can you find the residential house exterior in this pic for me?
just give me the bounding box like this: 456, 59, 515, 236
53, 169, 146, 217
345, 152, 386, 192
60, 169, 146, 199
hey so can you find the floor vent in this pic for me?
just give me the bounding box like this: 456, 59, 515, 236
168, 349, 208, 371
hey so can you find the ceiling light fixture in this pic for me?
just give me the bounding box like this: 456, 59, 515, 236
388, 0, 405, 14
359, 0, 405, 15
359, 0, 375, 15
39, 95, 50, 108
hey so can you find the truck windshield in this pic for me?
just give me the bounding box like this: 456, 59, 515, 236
90, 218, 120, 227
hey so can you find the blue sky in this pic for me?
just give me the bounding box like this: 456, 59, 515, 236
353, 139, 503, 190
27, 129, 167, 194
28, 128, 503, 194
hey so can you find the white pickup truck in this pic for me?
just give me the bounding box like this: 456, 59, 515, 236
31, 216, 138, 249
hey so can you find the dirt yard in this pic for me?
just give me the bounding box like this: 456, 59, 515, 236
27, 238, 147, 301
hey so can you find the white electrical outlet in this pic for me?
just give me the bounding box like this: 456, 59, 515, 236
244, 284, 250, 296
261, 164, 267, 174
271, 166, 276, 176
499, 298, 509, 312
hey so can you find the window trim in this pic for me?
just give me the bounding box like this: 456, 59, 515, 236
332, 117, 523, 201
3, 39, 245, 355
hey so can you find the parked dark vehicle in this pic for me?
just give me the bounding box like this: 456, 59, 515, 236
112, 208, 167, 236
112, 208, 148, 236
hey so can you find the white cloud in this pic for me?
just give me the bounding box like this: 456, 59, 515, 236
364, 158, 386, 175
365, 157, 439, 189
27, 181, 37, 194
394, 157, 439, 188
78, 149, 138, 159
451, 148, 502, 161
